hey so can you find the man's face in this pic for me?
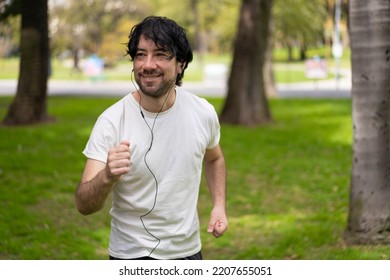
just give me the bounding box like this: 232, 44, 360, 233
133, 35, 182, 98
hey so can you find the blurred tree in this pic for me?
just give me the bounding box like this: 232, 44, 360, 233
0, 0, 20, 19
273, 0, 327, 61
0, 0, 21, 57
264, 15, 277, 97
220, 0, 273, 125
151, 0, 193, 44
152, 0, 240, 54
323, 0, 349, 58
0, 14, 19, 57
199, 0, 240, 54
100, 17, 139, 64
345, 0, 390, 244
53, 0, 105, 70
50, 0, 146, 69
190, 0, 202, 54
2, 0, 51, 125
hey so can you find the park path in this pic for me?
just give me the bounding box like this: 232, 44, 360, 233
0, 68, 351, 99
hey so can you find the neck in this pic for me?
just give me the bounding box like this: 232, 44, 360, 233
134, 88, 176, 113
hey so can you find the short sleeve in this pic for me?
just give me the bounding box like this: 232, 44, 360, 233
82, 116, 118, 163
207, 105, 221, 149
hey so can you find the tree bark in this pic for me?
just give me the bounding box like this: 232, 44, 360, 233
345, 0, 390, 244
264, 16, 277, 98
3, 0, 50, 125
220, 0, 273, 126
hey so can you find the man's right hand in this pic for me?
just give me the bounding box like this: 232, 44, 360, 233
105, 140, 131, 182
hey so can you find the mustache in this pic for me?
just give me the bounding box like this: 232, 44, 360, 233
140, 69, 161, 75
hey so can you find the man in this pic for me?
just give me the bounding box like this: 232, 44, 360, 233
75, 16, 228, 260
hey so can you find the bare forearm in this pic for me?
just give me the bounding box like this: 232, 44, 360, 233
76, 142, 130, 215
205, 156, 226, 208
75, 169, 115, 215
204, 153, 228, 237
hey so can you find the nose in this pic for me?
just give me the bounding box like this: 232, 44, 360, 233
143, 54, 158, 70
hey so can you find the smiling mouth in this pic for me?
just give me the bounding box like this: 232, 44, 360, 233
141, 73, 162, 81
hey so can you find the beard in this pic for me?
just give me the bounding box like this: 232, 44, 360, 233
136, 70, 177, 98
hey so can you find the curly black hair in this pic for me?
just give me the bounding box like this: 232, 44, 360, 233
127, 16, 193, 86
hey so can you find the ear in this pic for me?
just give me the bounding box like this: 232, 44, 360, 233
177, 62, 184, 73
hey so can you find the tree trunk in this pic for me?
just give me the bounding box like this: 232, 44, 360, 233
73, 48, 81, 71
220, 0, 273, 126
287, 43, 293, 61
190, 0, 202, 52
345, 0, 390, 244
3, 0, 50, 125
264, 16, 277, 98
299, 42, 306, 61
190, 0, 205, 67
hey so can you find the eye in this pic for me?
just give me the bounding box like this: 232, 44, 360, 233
155, 51, 171, 61
135, 52, 146, 60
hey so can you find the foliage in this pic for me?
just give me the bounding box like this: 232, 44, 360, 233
0, 0, 21, 57
50, 0, 149, 57
201, 0, 241, 53
0, 15, 19, 57
0, 0, 21, 21
1, 96, 390, 259
273, 0, 328, 50
44, 0, 337, 62
99, 18, 139, 64
0, 0, 343, 62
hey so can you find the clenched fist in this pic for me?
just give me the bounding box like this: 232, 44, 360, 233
105, 140, 131, 183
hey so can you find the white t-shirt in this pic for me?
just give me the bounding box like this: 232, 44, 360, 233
83, 87, 220, 259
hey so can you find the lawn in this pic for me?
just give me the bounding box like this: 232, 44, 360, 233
1, 96, 389, 260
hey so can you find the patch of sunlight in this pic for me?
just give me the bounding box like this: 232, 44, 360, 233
229, 212, 305, 231
329, 119, 352, 145
78, 126, 94, 138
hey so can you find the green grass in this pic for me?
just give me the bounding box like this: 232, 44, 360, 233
1, 96, 389, 260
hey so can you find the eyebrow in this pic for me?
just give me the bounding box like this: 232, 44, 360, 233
136, 46, 170, 52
